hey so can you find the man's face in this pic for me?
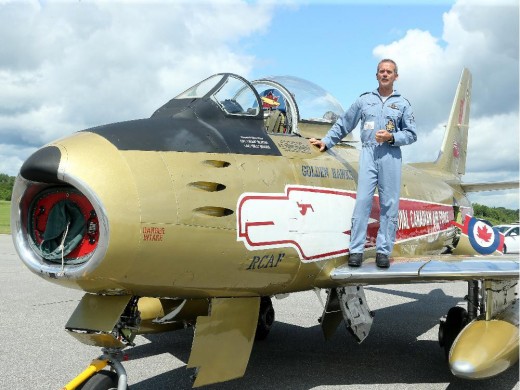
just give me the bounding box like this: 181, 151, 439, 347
376, 62, 398, 89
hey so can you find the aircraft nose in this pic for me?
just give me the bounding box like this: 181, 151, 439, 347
11, 132, 136, 288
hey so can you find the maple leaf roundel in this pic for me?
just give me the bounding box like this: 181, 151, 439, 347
468, 218, 501, 255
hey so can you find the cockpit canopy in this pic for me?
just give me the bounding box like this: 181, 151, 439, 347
174, 73, 261, 117
254, 75, 344, 123
153, 73, 345, 137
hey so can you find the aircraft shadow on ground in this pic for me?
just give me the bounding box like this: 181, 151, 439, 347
126, 288, 519, 390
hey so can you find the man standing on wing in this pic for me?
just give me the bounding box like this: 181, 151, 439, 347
310, 59, 417, 268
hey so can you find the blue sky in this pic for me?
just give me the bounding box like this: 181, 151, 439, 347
0, 0, 518, 209
247, 3, 451, 104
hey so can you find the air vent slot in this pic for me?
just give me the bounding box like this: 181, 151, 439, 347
203, 160, 231, 168
193, 207, 234, 217
189, 181, 226, 192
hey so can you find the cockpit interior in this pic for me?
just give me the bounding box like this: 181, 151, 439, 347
167, 73, 346, 138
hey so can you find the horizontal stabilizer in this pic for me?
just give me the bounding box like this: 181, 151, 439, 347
459, 180, 519, 193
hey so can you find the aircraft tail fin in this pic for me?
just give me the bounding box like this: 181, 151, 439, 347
411, 68, 472, 179
435, 68, 472, 177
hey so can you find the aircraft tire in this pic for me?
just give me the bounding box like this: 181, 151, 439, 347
503, 244, 508, 254
77, 370, 128, 390
255, 296, 275, 341
438, 306, 468, 360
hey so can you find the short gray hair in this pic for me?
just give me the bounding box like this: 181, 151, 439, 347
377, 59, 398, 75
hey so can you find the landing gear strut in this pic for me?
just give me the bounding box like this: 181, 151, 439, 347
63, 349, 128, 390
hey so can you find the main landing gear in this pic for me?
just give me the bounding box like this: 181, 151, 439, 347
255, 296, 275, 340
438, 280, 478, 359
438, 306, 468, 359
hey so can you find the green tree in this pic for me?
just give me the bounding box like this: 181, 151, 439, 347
0, 174, 15, 201
472, 202, 519, 225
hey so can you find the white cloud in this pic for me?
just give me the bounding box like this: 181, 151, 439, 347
405, 112, 520, 171
0, 0, 275, 176
469, 191, 519, 211
466, 112, 519, 174
0, 143, 37, 177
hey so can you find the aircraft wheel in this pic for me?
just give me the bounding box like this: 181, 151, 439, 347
77, 370, 127, 390
438, 306, 468, 359
255, 297, 275, 340
503, 244, 508, 254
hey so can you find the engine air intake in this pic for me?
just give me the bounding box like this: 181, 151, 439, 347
28, 187, 99, 265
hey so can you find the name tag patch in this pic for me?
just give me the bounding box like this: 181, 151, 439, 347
363, 121, 374, 130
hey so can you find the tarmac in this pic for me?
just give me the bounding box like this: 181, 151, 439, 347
0, 233, 518, 390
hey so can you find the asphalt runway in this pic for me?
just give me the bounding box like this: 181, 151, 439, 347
1, 233, 518, 390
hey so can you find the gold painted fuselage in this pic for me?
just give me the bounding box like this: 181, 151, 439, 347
29, 128, 466, 298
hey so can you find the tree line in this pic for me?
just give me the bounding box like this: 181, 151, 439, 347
0, 174, 15, 201
0, 173, 518, 224
472, 203, 519, 226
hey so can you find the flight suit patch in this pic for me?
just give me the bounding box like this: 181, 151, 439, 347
385, 119, 395, 133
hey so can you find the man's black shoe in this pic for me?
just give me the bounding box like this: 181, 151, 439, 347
348, 253, 363, 267
376, 253, 390, 268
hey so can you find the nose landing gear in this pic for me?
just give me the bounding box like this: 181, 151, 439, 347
62, 349, 128, 390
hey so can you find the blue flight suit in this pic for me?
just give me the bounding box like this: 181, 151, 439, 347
322, 89, 417, 255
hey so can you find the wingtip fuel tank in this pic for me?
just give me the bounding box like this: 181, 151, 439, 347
450, 298, 519, 379
450, 319, 519, 379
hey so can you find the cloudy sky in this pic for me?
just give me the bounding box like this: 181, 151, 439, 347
0, 0, 518, 209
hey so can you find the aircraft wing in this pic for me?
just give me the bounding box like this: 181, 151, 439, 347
458, 180, 519, 193
329, 256, 519, 285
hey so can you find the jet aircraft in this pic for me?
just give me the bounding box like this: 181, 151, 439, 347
10, 69, 519, 389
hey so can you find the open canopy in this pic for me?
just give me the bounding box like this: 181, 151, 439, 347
154, 73, 345, 136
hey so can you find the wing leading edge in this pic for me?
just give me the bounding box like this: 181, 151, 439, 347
329, 256, 519, 284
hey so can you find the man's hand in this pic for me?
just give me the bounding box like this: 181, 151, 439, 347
309, 138, 327, 152
375, 130, 393, 143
